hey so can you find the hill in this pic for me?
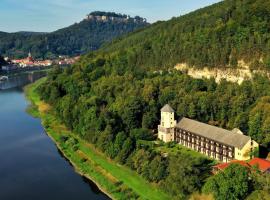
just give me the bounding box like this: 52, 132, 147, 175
36, 0, 270, 199
86, 0, 270, 71
0, 12, 148, 59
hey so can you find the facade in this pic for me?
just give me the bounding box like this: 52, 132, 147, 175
158, 104, 259, 162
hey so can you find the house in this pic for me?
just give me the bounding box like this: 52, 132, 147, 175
213, 158, 270, 174
158, 104, 259, 162
213, 160, 250, 174
249, 158, 270, 173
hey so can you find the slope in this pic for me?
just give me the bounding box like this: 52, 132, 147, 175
0, 12, 148, 59
92, 0, 270, 71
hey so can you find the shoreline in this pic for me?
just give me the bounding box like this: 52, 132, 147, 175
24, 78, 171, 200
44, 128, 114, 200
25, 78, 115, 200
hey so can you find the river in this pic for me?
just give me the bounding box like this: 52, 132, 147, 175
0, 72, 110, 200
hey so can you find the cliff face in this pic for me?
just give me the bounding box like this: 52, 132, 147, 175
84, 12, 147, 24
175, 62, 270, 84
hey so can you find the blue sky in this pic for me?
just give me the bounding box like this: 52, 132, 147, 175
0, 0, 221, 33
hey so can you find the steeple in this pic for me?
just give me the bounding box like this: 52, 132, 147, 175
27, 51, 34, 62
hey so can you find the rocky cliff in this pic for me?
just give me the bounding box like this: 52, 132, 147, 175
175, 62, 270, 84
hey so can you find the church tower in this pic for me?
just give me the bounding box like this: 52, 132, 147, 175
27, 51, 34, 62
158, 104, 177, 142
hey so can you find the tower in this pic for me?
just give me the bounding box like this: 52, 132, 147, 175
27, 51, 34, 62
158, 104, 177, 142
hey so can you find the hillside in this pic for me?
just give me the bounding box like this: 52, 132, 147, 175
36, 0, 270, 199
86, 0, 270, 71
0, 12, 148, 59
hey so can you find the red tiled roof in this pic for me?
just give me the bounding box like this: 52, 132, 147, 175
249, 158, 270, 172
214, 160, 250, 170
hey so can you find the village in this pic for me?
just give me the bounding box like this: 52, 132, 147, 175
1, 52, 80, 72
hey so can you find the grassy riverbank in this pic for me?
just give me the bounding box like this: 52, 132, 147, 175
25, 78, 171, 200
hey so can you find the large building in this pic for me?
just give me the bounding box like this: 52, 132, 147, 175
158, 104, 259, 163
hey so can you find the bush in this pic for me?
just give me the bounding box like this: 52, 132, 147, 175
72, 145, 79, 151
80, 158, 88, 163
60, 135, 69, 143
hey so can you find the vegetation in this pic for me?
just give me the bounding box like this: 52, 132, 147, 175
203, 164, 251, 200
98, 0, 270, 70
29, 0, 270, 199
0, 12, 148, 59
25, 78, 171, 200
202, 164, 270, 200
36, 63, 270, 199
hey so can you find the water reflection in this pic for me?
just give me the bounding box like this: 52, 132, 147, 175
0, 71, 46, 90
0, 74, 110, 200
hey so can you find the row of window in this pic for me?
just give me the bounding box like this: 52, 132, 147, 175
177, 140, 234, 159
175, 130, 233, 150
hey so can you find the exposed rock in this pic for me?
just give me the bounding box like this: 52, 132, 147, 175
175, 62, 270, 84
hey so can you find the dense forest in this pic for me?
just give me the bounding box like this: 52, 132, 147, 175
0, 12, 148, 59
98, 0, 270, 70
36, 0, 270, 199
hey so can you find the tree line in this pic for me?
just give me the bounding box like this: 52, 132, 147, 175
0, 14, 148, 59
37, 56, 270, 198
35, 0, 270, 198
101, 0, 270, 71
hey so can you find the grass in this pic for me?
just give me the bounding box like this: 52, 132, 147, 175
24, 78, 171, 200
156, 142, 209, 158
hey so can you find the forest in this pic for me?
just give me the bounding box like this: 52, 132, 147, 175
0, 12, 148, 59
37, 63, 270, 199
99, 0, 270, 70
36, 0, 270, 199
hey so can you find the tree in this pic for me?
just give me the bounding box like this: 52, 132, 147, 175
116, 137, 135, 164
248, 112, 262, 142
131, 149, 151, 173
145, 155, 167, 182
188, 103, 196, 119
203, 164, 251, 200
163, 155, 207, 199
130, 128, 154, 141
122, 97, 145, 131
113, 131, 127, 157
142, 111, 158, 129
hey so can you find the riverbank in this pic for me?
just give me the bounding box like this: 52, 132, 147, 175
25, 78, 171, 200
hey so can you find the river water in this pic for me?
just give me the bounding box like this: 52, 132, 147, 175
0, 72, 110, 200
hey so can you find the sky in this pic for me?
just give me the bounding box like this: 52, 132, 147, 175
0, 0, 221, 33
